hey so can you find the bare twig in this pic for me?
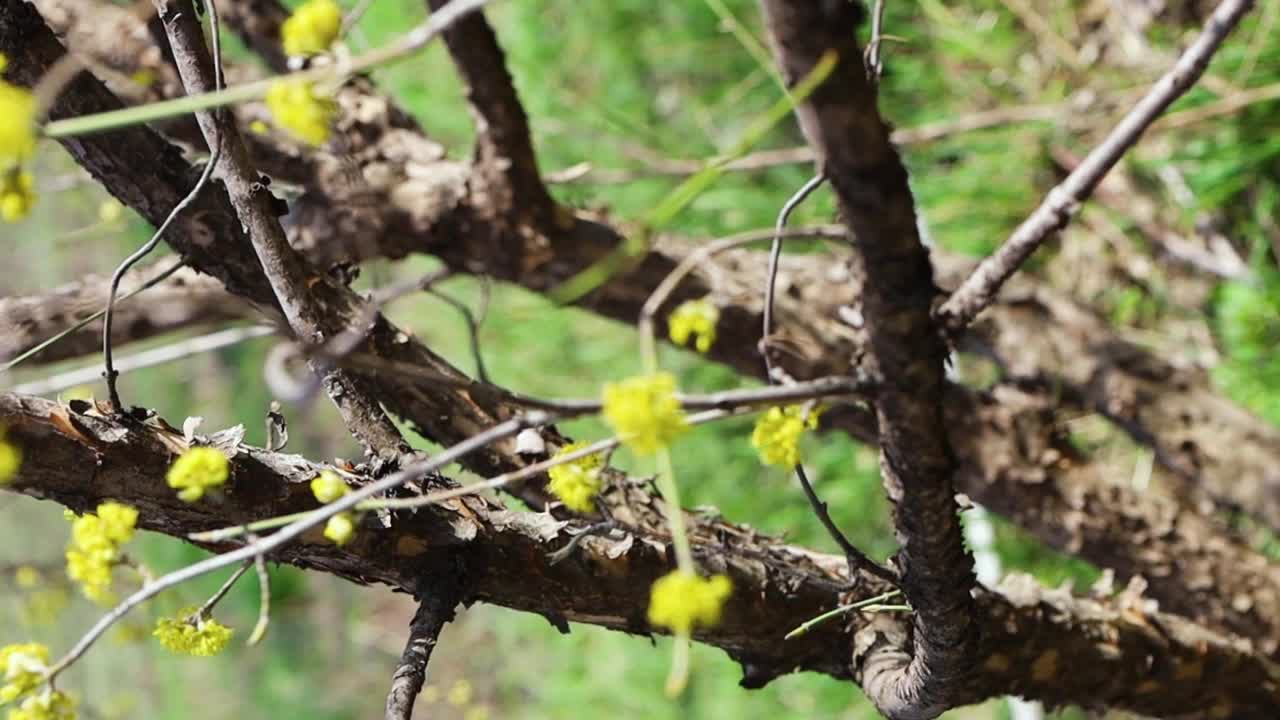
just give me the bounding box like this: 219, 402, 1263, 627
762, 175, 826, 382
194, 560, 253, 620
384, 581, 463, 720
937, 0, 1256, 333
104, 0, 226, 411
426, 287, 490, 383
247, 548, 271, 645
13, 325, 273, 396
637, 224, 846, 359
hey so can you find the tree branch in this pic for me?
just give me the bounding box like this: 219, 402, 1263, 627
384, 582, 461, 720
758, 2, 977, 716
935, 0, 1255, 333
2, 392, 1277, 717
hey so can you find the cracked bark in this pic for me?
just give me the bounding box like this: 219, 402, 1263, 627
3, 391, 1278, 717
757, 1, 973, 716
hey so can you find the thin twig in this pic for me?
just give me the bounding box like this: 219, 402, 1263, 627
189, 408, 739, 543
334, 353, 873, 416
103, 0, 227, 411
194, 559, 252, 620
637, 224, 847, 360
1, 259, 187, 373
936, 0, 1256, 333
762, 174, 826, 382
46, 413, 545, 682
866, 0, 887, 81
13, 325, 273, 396
247, 548, 271, 645
794, 464, 895, 584
426, 288, 490, 383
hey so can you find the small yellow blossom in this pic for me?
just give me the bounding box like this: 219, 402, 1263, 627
0, 431, 20, 485
14, 566, 41, 589
310, 470, 348, 504
546, 442, 604, 513
97, 199, 122, 224
166, 446, 229, 502
65, 501, 138, 604
0, 81, 36, 167
248, 119, 270, 135
667, 299, 719, 353
95, 502, 138, 544
446, 679, 473, 707
19, 589, 70, 627
750, 405, 821, 468
154, 607, 233, 657
1, 169, 35, 223
323, 512, 355, 546
7, 689, 76, 720
129, 69, 155, 88
1, 643, 49, 704
602, 373, 689, 455
647, 571, 732, 635
281, 0, 343, 57
265, 80, 336, 146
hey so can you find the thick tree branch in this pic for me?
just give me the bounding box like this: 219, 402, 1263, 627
935, 0, 1255, 333
758, 2, 974, 716
425, 0, 557, 239
2, 392, 1277, 717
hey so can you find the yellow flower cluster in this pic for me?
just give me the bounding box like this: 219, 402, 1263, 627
310, 470, 348, 503
602, 373, 689, 455
154, 608, 233, 657
166, 446, 229, 502
281, 0, 343, 58
1, 169, 35, 223
667, 299, 719, 354
646, 571, 732, 635
323, 513, 356, 546
750, 405, 821, 468
547, 442, 605, 513
65, 502, 138, 604
264, 80, 336, 146
0, 426, 20, 484
0, 74, 36, 168
6, 690, 76, 720
1, 643, 49, 704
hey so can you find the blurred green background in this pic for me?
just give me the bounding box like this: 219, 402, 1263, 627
4, 0, 1279, 717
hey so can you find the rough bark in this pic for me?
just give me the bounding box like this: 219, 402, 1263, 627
3, 391, 1278, 718
757, 2, 974, 715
